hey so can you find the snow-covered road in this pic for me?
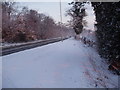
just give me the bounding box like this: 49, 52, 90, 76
2, 38, 118, 88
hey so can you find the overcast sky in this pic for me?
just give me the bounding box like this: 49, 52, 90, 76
18, 2, 71, 23
18, 1, 95, 30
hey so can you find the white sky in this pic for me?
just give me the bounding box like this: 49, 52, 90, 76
18, 2, 71, 23
17, 1, 95, 30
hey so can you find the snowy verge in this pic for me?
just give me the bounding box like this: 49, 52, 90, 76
1, 37, 67, 49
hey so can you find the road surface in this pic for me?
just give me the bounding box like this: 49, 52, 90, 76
2, 37, 68, 56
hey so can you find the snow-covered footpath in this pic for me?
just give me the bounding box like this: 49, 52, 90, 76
0, 56, 2, 89
2, 38, 118, 88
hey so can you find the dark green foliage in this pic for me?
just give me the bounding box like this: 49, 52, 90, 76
92, 2, 120, 63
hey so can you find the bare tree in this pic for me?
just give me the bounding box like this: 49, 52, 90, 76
2, 2, 16, 42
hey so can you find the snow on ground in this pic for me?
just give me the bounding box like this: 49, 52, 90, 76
0, 56, 2, 89
1, 37, 62, 48
2, 38, 118, 88
2, 42, 25, 47
1, 40, 42, 48
80, 29, 96, 42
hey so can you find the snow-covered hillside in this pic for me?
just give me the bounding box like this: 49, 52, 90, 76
2, 37, 118, 88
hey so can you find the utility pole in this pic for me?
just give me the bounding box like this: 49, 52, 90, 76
60, 0, 63, 41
